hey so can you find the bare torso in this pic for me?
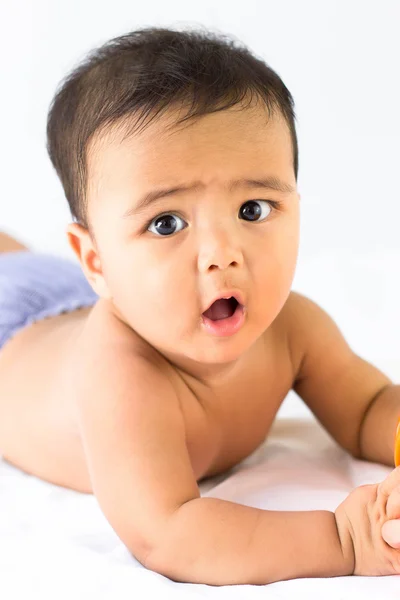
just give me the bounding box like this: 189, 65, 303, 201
0, 296, 297, 494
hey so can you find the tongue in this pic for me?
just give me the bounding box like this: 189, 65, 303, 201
203, 298, 235, 321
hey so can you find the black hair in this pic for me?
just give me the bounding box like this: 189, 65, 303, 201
46, 25, 298, 233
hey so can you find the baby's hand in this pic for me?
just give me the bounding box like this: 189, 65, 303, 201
381, 474, 400, 550
335, 467, 400, 576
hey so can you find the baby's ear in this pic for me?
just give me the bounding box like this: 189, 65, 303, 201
66, 223, 111, 299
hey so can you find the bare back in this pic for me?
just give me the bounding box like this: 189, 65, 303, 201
0, 294, 296, 493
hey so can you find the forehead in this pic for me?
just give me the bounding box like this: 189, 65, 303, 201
86, 102, 293, 208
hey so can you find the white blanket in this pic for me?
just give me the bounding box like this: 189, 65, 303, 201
1, 390, 399, 599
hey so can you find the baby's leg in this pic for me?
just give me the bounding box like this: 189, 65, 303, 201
0, 232, 29, 254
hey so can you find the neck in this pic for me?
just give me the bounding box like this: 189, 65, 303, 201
161, 332, 267, 390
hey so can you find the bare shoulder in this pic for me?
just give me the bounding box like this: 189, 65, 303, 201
273, 290, 330, 384
276, 289, 358, 387
69, 297, 180, 414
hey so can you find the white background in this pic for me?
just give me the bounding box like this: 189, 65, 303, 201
1, 0, 399, 385
1, 6, 400, 597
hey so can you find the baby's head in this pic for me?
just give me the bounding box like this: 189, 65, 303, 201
46, 26, 300, 380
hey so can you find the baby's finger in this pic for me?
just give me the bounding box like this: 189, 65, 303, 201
377, 466, 400, 498
386, 485, 400, 520
381, 519, 400, 549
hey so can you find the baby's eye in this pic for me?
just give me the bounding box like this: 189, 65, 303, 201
146, 200, 276, 237
147, 213, 186, 237
239, 200, 273, 222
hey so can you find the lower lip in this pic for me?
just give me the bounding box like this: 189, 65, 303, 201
201, 303, 246, 337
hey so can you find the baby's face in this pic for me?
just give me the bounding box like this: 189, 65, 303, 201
85, 101, 300, 379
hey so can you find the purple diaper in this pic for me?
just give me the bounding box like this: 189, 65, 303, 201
0, 251, 99, 349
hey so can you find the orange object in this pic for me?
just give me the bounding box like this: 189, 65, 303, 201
395, 416, 400, 467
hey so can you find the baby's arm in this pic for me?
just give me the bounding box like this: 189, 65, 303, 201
71, 336, 354, 585
151, 497, 351, 584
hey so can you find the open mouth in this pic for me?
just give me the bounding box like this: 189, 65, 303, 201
202, 297, 239, 321
201, 296, 245, 337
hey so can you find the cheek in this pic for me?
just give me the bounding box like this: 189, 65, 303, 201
110, 257, 183, 316
253, 235, 298, 300
258, 230, 298, 271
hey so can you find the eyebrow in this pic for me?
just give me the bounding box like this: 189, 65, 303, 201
121, 175, 296, 218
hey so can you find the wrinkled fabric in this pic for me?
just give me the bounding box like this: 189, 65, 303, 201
0, 251, 98, 349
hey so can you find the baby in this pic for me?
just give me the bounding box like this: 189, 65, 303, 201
1, 26, 400, 585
